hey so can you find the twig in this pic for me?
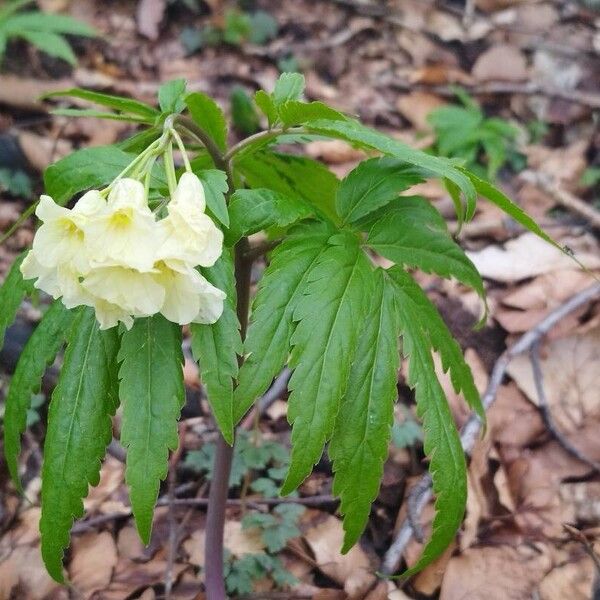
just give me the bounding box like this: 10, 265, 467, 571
382, 282, 600, 575
520, 170, 600, 230
530, 342, 600, 474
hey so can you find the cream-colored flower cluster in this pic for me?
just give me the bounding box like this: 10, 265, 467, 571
21, 172, 226, 330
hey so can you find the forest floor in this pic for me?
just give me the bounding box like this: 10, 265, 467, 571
1, 0, 600, 598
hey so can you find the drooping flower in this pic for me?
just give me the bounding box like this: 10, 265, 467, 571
84, 179, 159, 273
157, 172, 223, 268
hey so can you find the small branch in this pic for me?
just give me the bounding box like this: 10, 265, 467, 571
530, 342, 600, 474
520, 170, 600, 230
243, 239, 282, 263
223, 127, 305, 163
382, 282, 600, 575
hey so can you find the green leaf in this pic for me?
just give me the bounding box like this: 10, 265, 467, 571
191, 251, 242, 444
226, 188, 312, 245
386, 268, 483, 419
336, 157, 424, 225
4, 11, 96, 36
0, 252, 32, 352
44, 145, 165, 205
234, 222, 333, 423
185, 92, 228, 152
117, 127, 161, 153
367, 196, 485, 301
119, 315, 185, 543
272, 72, 305, 106
194, 168, 229, 227
386, 267, 467, 576
44, 88, 158, 120
248, 10, 278, 45
16, 30, 76, 65
329, 268, 399, 551
460, 168, 563, 250
230, 86, 260, 135
4, 301, 73, 491
254, 89, 277, 127
304, 118, 477, 220
159, 78, 186, 114
50, 108, 149, 122
40, 308, 119, 582
236, 151, 339, 224
281, 232, 373, 494
278, 100, 346, 127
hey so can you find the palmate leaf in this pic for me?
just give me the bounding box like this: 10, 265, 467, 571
191, 251, 242, 444
234, 222, 333, 423
388, 268, 483, 418
236, 151, 339, 223
185, 92, 228, 152
225, 188, 312, 245
336, 157, 424, 225
0, 251, 32, 351
281, 231, 373, 494
119, 315, 185, 543
304, 118, 477, 221
4, 301, 74, 491
272, 72, 305, 106
40, 308, 119, 582
277, 100, 346, 127
159, 79, 186, 114
367, 196, 485, 302
329, 268, 400, 551
386, 267, 467, 576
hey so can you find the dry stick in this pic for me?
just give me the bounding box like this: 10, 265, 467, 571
530, 341, 600, 474
520, 170, 600, 230
381, 282, 600, 575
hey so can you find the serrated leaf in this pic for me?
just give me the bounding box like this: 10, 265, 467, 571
230, 86, 260, 135
226, 188, 312, 245
44, 88, 158, 120
367, 196, 485, 301
329, 268, 399, 551
254, 89, 277, 127
4, 301, 73, 492
119, 315, 185, 543
159, 78, 186, 114
386, 268, 483, 418
194, 168, 229, 227
272, 72, 305, 106
4, 11, 96, 36
305, 118, 477, 220
386, 267, 467, 576
185, 92, 228, 152
234, 222, 333, 423
336, 157, 424, 225
50, 108, 149, 122
16, 30, 76, 64
278, 100, 346, 127
44, 145, 166, 205
191, 251, 241, 444
236, 151, 339, 223
40, 308, 119, 582
281, 232, 373, 494
0, 252, 32, 351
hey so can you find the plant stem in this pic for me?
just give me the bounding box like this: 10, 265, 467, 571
223, 127, 305, 162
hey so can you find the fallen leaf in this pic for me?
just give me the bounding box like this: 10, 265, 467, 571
396, 92, 446, 130
466, 232, 600, 282
560, 482, 600, 523
439, 544, 551, 600
70, 531, 118, 598
305, 139, 365, 164
538, 555, 595, 600
472, 44, 528, 82
303, 512, 376, 599
524, 141, 588, 187
136, 0, 166, 40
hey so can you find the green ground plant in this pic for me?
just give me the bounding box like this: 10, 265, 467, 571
0, 74, 570, 598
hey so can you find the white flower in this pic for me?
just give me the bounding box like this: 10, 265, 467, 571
32, 191, 104, 274
93, 298, 134, 330
157, 172, 223, 268
83, 178, 158, 272
82, 266, 165, 317
153, 260, 226, 325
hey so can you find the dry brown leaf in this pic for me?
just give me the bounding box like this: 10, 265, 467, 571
117, 525, 146, 561
439, 544, 552, 600
396, 92, 445, 131
70, 531, 118, 597
17, 131, 71, 172
472, 44, 528, 82
305, 140, 365, 164
475, 0, 527, 12
0, 75, 73, 111
466, 232, 600, 282
524, 141, 588, 187
136, 0, 166, 40
538, 555, 595, 600
560, 482, 600, 523
84, 456, 125, 513
507, 328, 600, 434
303, 512, 376, 599
413, 543, 456, 595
